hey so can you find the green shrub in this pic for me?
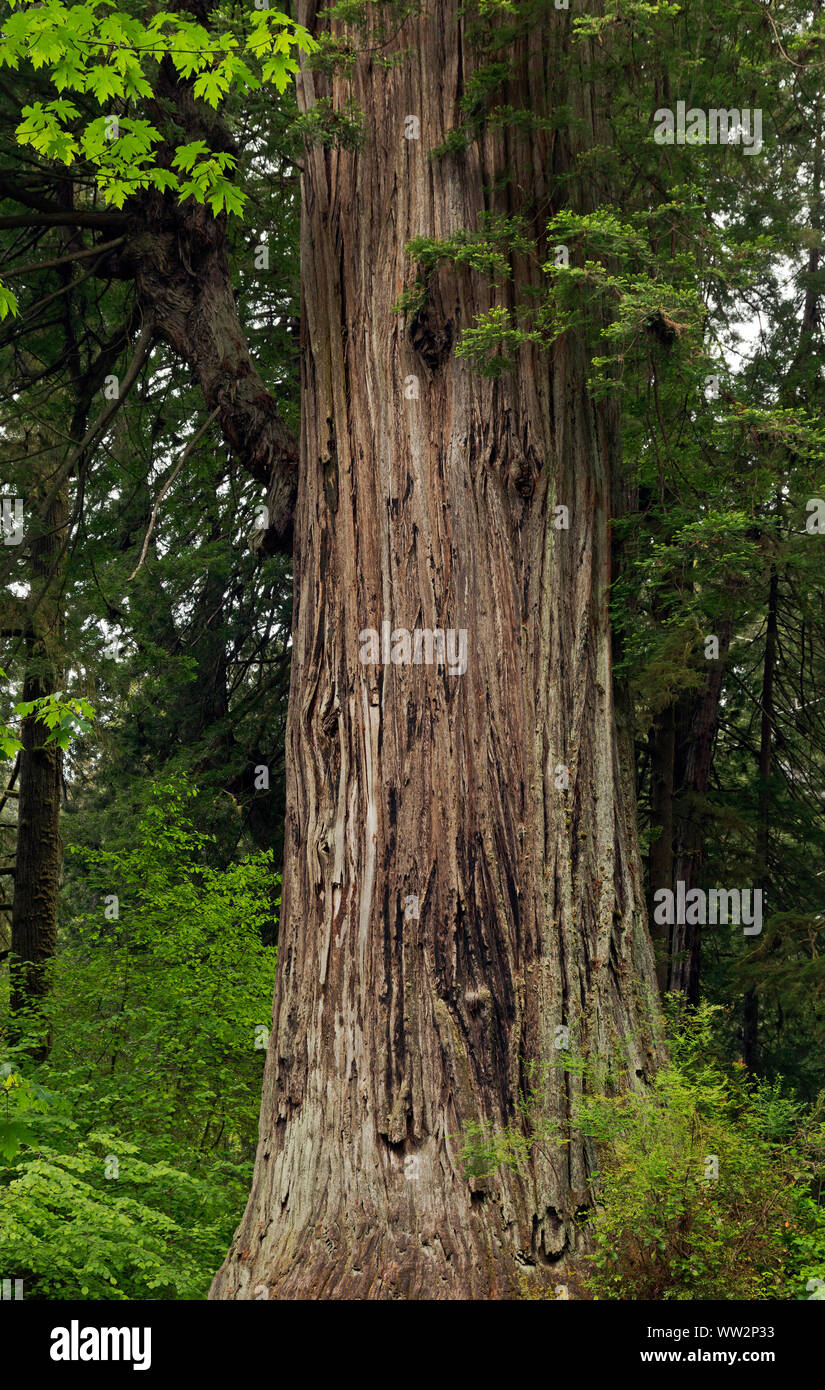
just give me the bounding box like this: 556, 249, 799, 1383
460, 1002, 825, 1300
575, 1005, 825, 1300
0, 1133, 242, 1299
0, 780, 278, 1299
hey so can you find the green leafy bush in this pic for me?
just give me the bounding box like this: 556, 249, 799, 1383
460, 1003, 825, 1300
0, 1133, 241, 1299
578, 1007, 825, 1299
0, 780, 278, 1299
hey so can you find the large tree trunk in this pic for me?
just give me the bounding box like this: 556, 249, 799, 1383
211, 1, 661, 1301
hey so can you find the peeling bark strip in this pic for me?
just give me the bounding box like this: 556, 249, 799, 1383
211, 2, 661, 1300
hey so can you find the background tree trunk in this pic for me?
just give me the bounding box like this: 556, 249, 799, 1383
211, 1, 661, 1301
744, 568, 778, 1068
7, 215, 93, 1053
9, 462, 67, 1052
668, 620, 733, 1002
648, 706, 675, 993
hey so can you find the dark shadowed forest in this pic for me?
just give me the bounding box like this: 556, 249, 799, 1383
0, 0, 824, 1327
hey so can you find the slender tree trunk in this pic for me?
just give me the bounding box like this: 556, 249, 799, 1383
127, 53, 298, 548
9, 465, 67, 1052
668, 619, 733, 1002
211, 2, 661, 1301
648, 706, 675, 993
744, 569, 778, 1069
7, 210, 93, 1052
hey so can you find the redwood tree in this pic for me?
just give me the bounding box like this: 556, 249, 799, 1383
210, 0, 661, 1300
